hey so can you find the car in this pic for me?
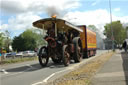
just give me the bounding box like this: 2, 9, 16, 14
23, 51, 37, 57
5, 52, 16, 58
16, 52, 23, 57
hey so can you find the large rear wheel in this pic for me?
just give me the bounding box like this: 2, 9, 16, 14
38, 46, 49, 67
73, 37, 83, 63
62, 45, 70, 66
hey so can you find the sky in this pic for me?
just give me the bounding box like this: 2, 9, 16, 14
0, 0, 128, 38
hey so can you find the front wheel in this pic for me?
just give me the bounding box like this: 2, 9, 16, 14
38, 46, 49, 67
62, 45, 70, 66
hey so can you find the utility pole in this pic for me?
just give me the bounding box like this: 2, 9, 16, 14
126, 29, 128, 39
109, 0, 115, 51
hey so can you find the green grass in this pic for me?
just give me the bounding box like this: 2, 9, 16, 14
0, 57, 38, 65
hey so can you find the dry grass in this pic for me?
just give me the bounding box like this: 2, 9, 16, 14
0, 57, 38, 65
47, 51, 114, 85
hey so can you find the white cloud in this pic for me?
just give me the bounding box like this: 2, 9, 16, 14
9, 13, 41, 29
64, 9, 110, 26
1, 0, 128, 38
0, 13, 41, 37
1, 8, 128, 38
114, 8, 120, 12
0, 0, 81, 38
1, 0, 81, 16
63, 9, 128, 38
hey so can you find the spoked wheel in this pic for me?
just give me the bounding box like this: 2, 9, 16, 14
73, 37, 83, 63
62, 45, 70, 66
38, 46, 49, 67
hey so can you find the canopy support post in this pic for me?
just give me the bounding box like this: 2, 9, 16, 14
55, 22, 57, 37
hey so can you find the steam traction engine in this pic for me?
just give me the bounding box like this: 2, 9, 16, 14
33, 16, 83, 66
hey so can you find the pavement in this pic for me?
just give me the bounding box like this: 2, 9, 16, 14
91, 50, 128, 85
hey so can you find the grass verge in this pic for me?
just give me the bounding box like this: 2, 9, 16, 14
47, 51, 114, 85
0, 57, 38, 65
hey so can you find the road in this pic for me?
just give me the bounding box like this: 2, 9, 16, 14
0, 50, 108, 85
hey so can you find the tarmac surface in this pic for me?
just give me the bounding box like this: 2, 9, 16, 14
0, 50, 107, 85
91, 50, 128, 85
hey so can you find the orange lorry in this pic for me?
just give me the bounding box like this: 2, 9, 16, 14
79, 25, 97, 58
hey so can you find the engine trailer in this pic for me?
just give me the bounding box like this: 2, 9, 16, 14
33, 16, 96, 67
79, 25, 97, 58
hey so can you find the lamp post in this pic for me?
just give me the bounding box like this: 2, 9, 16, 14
109, 0, 115, 51
127, 29, 128, 38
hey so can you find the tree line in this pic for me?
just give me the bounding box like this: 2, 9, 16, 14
0, 28, 46, 52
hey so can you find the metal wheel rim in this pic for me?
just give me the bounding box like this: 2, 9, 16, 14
41, 57, 47, 64
40, 47, 47, 64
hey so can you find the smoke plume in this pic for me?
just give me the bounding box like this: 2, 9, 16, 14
45, 6, 64, 18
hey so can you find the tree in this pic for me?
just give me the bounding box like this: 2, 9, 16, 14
12, 28, 45, 52
0, 32, 4, 48
0, 31, 12, 52
126, 26, 128, 30
104, 21, 127, 46
3, 30, 12, 52
12, 35, 25, 51
126, 26, 128, 38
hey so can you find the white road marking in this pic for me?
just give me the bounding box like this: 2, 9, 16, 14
43, 73, 55, 82
1, 69, 9, 74
26, 64, 38, 69
31, 82, 43, 85
42, 69, 69, 83
32, 69, 69, 85
26, 64, 33, 67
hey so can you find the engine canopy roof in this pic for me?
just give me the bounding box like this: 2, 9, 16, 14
33, 18, 83, 32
